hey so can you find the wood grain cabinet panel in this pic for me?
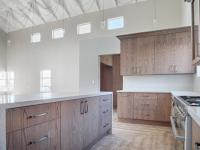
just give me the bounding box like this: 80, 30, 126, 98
192, 120, 200, 150
7, 120, 60, 150
156, 94, 171, 122
118, 27, 194, 75
155, 33, 175, 74
83, 97, 100, 149
174, 31, 194, 73
120, 38, 137, 75
137, 36, 155, 74
61, 100, 84, 150
117, 93, 134, 119
117, 92, 171, 124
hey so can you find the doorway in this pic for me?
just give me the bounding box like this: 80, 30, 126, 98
100, 54, 123, 109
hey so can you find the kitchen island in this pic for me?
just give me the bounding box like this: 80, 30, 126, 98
0, 92, 112, 150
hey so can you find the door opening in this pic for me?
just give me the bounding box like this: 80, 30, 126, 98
100, 54, 123, 110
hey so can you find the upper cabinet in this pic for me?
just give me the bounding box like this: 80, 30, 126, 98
191, 0, 200, 65
118, 27, 195, 75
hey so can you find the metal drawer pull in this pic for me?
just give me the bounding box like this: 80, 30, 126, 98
103, 123, 110, 128
103, 109, 109, 114
28, 135, 48, 145
84, 101, 88, 113
170, 116, 185, 141
80, 101, 84, 115
103, 99, 109, 102
27, 112, 48, 119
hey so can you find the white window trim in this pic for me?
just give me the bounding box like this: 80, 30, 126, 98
31, 32, 41, 43
40, 70, 51, 93
107, 16, 124, 30
77, 22, 91, 35
52, 28, 65, 39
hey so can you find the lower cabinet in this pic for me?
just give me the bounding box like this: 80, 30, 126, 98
6, 94, 112, 150
117, 92, 171, 123
7, 119, 60, 150
192, 120, 200, 150
60, 95, 112, 150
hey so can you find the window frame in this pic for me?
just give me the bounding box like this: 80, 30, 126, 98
77, 22, 91, 35
52, 28, 65, 39
40, 70, 52, 93
31, 32, 41, 43
107, 16, 124, 30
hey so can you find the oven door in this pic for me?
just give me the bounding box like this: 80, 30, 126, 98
171, 105, 185, 149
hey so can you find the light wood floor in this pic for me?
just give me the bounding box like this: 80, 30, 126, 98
91, 111, 183, 150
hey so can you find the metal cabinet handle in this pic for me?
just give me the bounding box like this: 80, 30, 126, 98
103, 123, 109, 128
102, 99, 109, 102
27, 112, 48, 119
103, 109, 109, 114
80, 101, 84, 115
84, 101, 88, 114
27, 135, 48, 146
170, 116, 185, 141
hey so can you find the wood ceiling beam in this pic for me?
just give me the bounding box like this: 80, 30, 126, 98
8, 9, 25, 28
29, 1, 46, 23
54, 0, 71, 17
95, 0, 101, 10
40, 0, 58, 20
18, 8, 35, 25
74, 0, 85, 14
114, 0, 119, 6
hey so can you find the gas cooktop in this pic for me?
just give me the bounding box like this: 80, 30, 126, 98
179, 96, 200, 106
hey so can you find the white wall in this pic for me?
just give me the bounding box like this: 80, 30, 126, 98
0, 29, 6, 71
5, 0, 194, 94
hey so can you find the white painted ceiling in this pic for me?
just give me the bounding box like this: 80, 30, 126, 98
0, 0, 146, 32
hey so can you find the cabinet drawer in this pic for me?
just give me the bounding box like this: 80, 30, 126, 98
100, 115, 112, 135
134, 110, 156, 121
100, 95, 112, 105
23, 103, 60, 128
7, 120, 60, 150
134, 99, 157, 111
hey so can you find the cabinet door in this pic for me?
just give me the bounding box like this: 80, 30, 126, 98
61, 100, 84, 150
83, 97, 100, 149
155, 34, 176, 74
133, 93, 157, 120
120, 38, 137, 75
117, 93, 134, 119
192, 120, 200, 150
174, 31, 194, 74
156, 94, 171, 122
137, 36, 155, 74
7, 130, 25, 150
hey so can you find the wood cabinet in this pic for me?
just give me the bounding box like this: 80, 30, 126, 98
137, 36, 155, 74
192, 120, 200, 150
6, 95, 112, 150
156, 94, 171, 122
118, 27, 195, 75
117, 92, 171, 124
117, 93, 134, 119
7, 120, 60, 150
60, 95, 112, 150
134, 93, 157, 121
60, 100, 84, 150
83, 97, 100, 149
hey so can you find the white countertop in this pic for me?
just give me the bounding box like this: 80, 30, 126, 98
117, 90, 171, 93
171, 91, 200, 127
0, 91, 113, 109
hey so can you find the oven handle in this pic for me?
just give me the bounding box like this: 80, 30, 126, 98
170, 116, 185, 142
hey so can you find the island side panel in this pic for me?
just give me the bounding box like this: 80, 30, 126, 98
0, 108, 6, 150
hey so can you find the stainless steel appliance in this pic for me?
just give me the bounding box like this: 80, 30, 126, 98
171, 96, 193, 150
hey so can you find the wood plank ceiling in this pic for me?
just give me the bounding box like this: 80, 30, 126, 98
0, 0, 146, 32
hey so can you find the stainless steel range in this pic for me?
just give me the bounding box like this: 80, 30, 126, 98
171, 95, 200, 150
